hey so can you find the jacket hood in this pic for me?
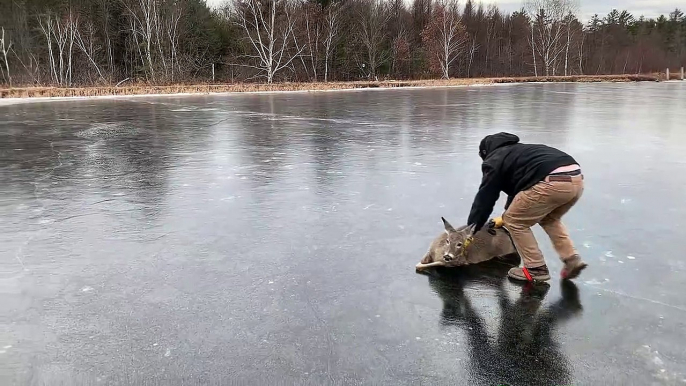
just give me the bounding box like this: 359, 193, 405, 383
479, 132, 520, 159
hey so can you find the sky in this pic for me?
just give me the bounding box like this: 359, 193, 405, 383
495, 0, 682, 20
205, 0, 683, 21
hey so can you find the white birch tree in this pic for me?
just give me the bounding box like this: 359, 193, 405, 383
357, 0, 391, 80
123, 0, 157, 82
524, 0, 579, 76
0, 27, 12, 87
322, 3, 341, 82
38, 12, 77, 86
421, 0, 467, 79
233, 0, 303, 83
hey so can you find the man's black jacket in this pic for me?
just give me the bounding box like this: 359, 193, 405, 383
466, 132, 578, 232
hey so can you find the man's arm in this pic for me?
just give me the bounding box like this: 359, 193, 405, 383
467, 161, 502, 232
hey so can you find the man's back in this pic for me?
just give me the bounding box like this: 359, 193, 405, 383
486, 142, 577, 198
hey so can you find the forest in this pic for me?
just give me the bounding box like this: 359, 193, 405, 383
0, 0, 684, 87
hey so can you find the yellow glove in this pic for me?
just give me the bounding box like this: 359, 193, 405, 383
459, 236, 474, 258
488, 217, 504, 229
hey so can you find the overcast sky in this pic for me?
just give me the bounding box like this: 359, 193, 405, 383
205, 0, 683, 21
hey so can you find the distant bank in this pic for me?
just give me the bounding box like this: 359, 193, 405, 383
0, 74, 666, 99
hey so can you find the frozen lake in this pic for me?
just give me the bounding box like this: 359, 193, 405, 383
1, 83, 686, 385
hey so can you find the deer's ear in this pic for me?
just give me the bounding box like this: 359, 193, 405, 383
442, 217, 456, 233
463, 224, 476, 236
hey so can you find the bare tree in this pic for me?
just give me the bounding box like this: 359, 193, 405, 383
37, 14, 58, 84
564, 13, 572, 75
562, 1, 581, 75
529, 16, 537, 76
290, 3, 312, 81
233, 0, 303, 83
524, 0, 579, 76
67, 11, 76, 86
467, 36, 479, 77
123, 0, 157, 82
391, 26, 410, 78
38, 12, 77, 86
97, 0, 115, 80
5, 2, 41, 85
577, 30, 584, 74
0, 27, 12, 87
421, 0, 467, 79
163, 3, 183, 81
357, 0, 391, 80
323, 3, 341, 82
73, 20, 107, 83
295, 2, 321, 82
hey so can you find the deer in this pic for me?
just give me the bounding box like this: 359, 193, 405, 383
415, 217, 520, 272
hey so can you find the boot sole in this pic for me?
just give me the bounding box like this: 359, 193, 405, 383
562, 263, 588, 280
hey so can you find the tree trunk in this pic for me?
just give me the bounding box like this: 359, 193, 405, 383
323, 5, 339, 83
578, 32, 584, 74
1, 27, 11, 87
530, 24, 538, 76
67, 13, 75, 86
564, 22, 570, 76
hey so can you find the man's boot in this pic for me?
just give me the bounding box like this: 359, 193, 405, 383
561, 254, 588, 280
508, 265, 551, 282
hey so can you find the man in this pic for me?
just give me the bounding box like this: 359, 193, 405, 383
466, 132, 587, 282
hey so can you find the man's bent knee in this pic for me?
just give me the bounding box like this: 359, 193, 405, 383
539, 216, 557, 227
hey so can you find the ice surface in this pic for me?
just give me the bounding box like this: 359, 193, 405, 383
1, 82, 685, 385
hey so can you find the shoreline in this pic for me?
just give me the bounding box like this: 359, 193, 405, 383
0, 74, 664, 103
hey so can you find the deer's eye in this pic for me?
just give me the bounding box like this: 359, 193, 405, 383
446, 239, 450, 244
456, 243, 463, 247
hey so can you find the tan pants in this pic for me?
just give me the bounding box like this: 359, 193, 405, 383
503, 175, 584, 268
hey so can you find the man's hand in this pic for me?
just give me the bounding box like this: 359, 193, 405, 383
488, 216, 504, 229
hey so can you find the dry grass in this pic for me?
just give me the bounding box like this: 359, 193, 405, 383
490, 74, 661, 83
0, 74, 663, 99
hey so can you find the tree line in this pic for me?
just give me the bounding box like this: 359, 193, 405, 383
0, 0, 684, 87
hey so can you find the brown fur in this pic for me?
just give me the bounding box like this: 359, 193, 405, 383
416, 217, 519, 271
